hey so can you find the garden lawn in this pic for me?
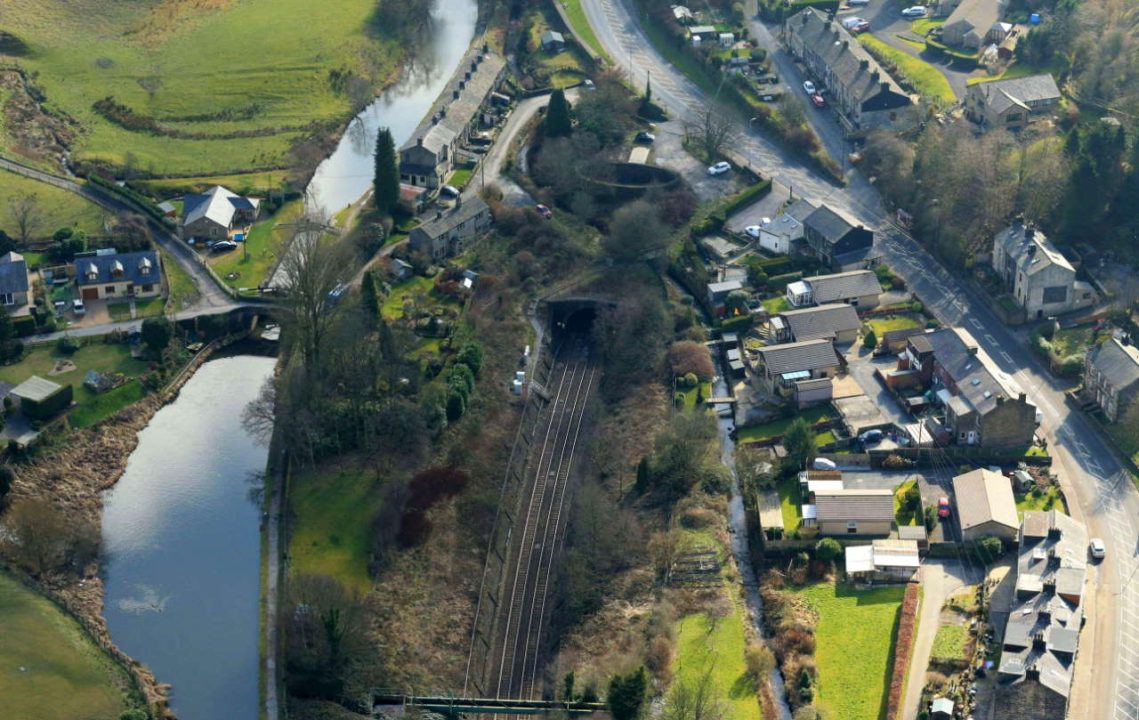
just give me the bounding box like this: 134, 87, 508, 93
2, 0, 406, 175
858, 36, 956, 105
930, 623, 970, 664
0, 172, 106, 238
135, 171, 289, 199
1015, 485, 1066, 517
288, 464, 382, 594
0, 570, 130, 720
447, 168, 474, 189
676, 610, 762, 720
866, 314, 922, 336
778, 473, 803, 531
735, 405, 837, 444
894, 479, 920, 526
762, 296, 791, 314
381, 275, 438, 321
680, 380, 714, 411
559, 0, 608, 59
70, 379, 147, 429
1050, 325, 1094, 358
209, 199, 302, 291
792, 582, 905, 720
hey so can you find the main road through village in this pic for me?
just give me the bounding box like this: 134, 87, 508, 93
578, 0, 1139, 717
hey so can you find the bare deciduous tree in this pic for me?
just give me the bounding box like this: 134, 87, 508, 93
7, 193, 43, 246
276, 209, 349, 370
663, 662, 726, 720
687, 105, 734, 163
1, 497, 97, 576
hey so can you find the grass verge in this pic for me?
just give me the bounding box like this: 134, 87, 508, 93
161, 249, 201, 313
209, 199, 303, 291
559, 0, 609, 60
0, 570, 130, 720
858, 36, 956, 104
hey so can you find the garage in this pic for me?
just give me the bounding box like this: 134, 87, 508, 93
81, 287, 99, 300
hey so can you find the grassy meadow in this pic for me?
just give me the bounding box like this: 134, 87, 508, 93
0, 172, 107, 238
2, 0, 407, 175
0, 570, 131, 720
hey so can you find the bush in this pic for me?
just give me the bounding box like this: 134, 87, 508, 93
682, 372, 699, 389
815, 537, 842, 562
973, 535, 1003, 564
745, 642, 775, 680
767, 271, 804, 292
456, 342, 484, 375
56, 336, 80, 355
863, 328, 878, 350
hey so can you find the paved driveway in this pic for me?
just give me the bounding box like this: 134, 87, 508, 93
856, 1, 975, 99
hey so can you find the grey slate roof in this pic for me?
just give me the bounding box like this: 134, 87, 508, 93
994, 223, 1074, 276
74, 250, 160, 287
974, 74, 1061, 115
786, 9, 911, 109
805, 269, 880, 303
785, 198, 818, 223
540, 30, 565, 45
410, 197, 491, 241
779, 303, 861, 342
815, 489, 894, 522
756, 338, 840, 375
401, 47, 506, 154
0, 252, 29, 296
803, 205, 860, 246
945, 0, 1002, 41
1087, 338, 1139, 392
952, 468, 1018, 532
998, 511, 1087, 707
182, 185, 258, 229
925, 328, 1016, 417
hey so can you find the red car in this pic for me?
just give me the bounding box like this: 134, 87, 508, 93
811, 93, 826, 108
938, 496, 951, 518
536, 204, 552, 219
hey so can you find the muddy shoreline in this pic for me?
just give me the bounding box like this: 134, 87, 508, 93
6, 338, 246, 717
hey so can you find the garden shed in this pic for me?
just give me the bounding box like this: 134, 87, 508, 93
12, 375, 73, 420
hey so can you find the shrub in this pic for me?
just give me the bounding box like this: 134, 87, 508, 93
644, 635, 674, 681
814, 537, 842, 562
668, 340, 715, 380
863, 328, 878, 350
973, 535, 1003, 564
56, 336, 80, 355
745, 642, 776, 680
456, 342, 484, 374
682, 372, 699, 389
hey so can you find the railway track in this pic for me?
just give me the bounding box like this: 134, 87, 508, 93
489, 340, 597, 701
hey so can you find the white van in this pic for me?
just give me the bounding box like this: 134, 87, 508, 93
813, 457, 837, 470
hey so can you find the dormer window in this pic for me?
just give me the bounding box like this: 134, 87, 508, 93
139, 257, 152, 276
85, 262, 98, 282
111, 260, 124, 278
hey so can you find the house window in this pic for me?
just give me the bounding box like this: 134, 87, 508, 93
847, 521, 858, 534
105, 286, 116, 295
0, 293, 12, 305
142, 284, 154, 293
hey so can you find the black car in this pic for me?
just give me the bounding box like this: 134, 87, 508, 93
635, 131, 656, 144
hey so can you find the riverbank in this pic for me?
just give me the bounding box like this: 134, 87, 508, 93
5, 333, 264, 717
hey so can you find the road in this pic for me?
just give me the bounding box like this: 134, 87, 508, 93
578, 1, 1139, 718
0, 156, 235, 312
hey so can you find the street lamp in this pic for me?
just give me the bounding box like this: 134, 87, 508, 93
747, 116, 760, 171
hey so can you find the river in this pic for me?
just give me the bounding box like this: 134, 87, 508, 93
306, 0, 480, 216
101, 355, 276, 720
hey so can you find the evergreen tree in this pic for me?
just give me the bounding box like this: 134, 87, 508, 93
545, 89, 573, 138
608, 667, 647, 720
360, 270, 381, 322
643, 74, 652, 106
373, 127, 399, 215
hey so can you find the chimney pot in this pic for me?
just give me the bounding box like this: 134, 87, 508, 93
465, 71, 471, 81
870, 69, 880, 81
459, 80, 466, 90
1018, 392, 1027, 403
860, 58, 869, 70
483, 42, 489, 53
842, 39, 849, 49
453, 89, 460, 99
471, 61, 478, 73
880, 80, 889, 93
417, 137, 423, 147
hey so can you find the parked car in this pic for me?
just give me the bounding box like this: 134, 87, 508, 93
744, 224, 765, 239
848, 0, 871, 5
535, 204, 552, 219
938, 496, 951, 518
802, 80, 817, 94
814, 457, 837, 470
1090, 537, 1107, 559
72, 298, 85, 315
635, 131, 656, 144
707, 161, 732, 176
756, 73, 779, 84
859, 429, 883, 444
842, 16, 870, 32
211, 240, 238, 252
758, 92, 781, 102
902, 5, 927, 17
441, 184, 460, 198
811, 93, 826, 108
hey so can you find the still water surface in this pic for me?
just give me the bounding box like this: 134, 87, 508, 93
102, 355, 275, 719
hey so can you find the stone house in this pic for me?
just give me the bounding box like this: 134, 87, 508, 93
965, 74, 1061, 132
1084, 337, 1139, 422
992, 222, 1095, 321
802, 203, 875, 270
752, 338, 842, 399
941, 0, 1009, 50
784, 9, 916, 136
181, 186, 260, 243
408, 197, 492, 262
399, 46, 506, 191
771, 303, 862, 344
0, 251, 31, 315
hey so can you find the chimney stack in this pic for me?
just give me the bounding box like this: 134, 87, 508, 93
417, 137, 423, 147
471, 61, 478, 73
880, 80, 889, 93
465, 71, 471, 81
453, 89, 460, 99
860, 58, 869, 70
459, 80, 466, 90
870, 69, 880, 82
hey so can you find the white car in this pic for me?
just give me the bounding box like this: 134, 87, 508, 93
802, 80, 817, 94
707, 161, 731, 176
902, 5, 927, 17
72, 298, 85, 315
848, 0, 871, 5
1090, 538, 1106, 559
744, 225, 763, 239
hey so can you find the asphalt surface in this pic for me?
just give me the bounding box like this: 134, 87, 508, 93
578, 0, 1139, 717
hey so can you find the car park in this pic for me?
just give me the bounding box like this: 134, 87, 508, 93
1090, 537, 1106, 559
635, 131, 656, 143
536, 204, 552, 218
902, 5, 927, 17
707, 161, 731, 176
802, 80, 816, 94
938, 496, 951, 518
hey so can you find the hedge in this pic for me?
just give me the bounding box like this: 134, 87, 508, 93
885, 583, 921, 720
88, 174, 170, 226
767, 271, 804, 292
723, 178, 774, 216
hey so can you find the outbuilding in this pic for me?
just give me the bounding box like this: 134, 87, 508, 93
11, 375, 73, 421
952, 468, 1019, 542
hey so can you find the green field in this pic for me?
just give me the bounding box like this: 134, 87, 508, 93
859, 36, 956, 105
675, 611, 763, 720
930, 623, 970, 665
2, 0, 407, 175
0, 570, 131, 720
208, 199, 302, 291
793, 583, 905, 720
135, 171, 290, 199
288, 465, 381, 594
0, 172, 107, 239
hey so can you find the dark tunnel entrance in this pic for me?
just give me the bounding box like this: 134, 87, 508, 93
561, 308, 596, 336
547, 298, 612, 344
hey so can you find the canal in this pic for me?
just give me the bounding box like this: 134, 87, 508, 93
306, 0, 480, 215
101, 355, 276, 720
